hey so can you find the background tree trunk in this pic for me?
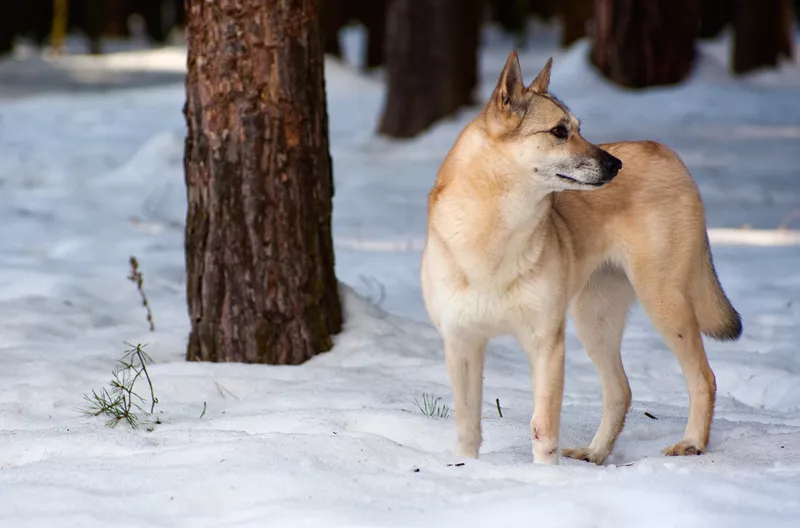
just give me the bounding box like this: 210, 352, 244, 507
0, 3, 20, 55
360, 0, 387, 69
698, 0, 731, 39
453, 0, 484, 109
379, 0, 482, 138
322, 0, 345, 57
184, 0, 342, 365
591, 0, 700, 88
732, 0, 794, 74
559, 0, 594, 48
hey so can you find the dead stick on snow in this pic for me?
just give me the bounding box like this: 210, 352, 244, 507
128, 256, 155, 331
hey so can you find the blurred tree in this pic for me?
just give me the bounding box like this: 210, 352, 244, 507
529, 0, 557, 20
591, 0, 700, 88
558, 0, 594, 47
732, 0, 793, 74
380, 0, 483, 138
490, 0, 527, 44
184, 0, 342, 364
698, 0, 731, 39
141, 0, 167, 44
0, 4, 21, 55
489, 0, 558, 45
323, 0, 346, 57
322, 0, 386, 69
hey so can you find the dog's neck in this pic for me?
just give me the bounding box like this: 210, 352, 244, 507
433, 142, 558, 284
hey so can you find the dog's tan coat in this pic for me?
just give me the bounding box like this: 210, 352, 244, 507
421, 52, 741, 465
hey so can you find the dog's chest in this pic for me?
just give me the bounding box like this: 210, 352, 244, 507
438, 274, 557, 337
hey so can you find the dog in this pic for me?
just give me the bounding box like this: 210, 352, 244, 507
420, 52, 742, 465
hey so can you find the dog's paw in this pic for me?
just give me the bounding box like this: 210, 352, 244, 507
562, 447, 608, 465
662, 441, 706, 457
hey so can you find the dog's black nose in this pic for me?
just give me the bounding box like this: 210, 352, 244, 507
600, 152, 622, 178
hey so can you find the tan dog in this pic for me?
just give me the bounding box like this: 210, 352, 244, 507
420, 52, 742, 465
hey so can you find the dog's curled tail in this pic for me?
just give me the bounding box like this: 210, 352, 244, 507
693, 233, 742, 341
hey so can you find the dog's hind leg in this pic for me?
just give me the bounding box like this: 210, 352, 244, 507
631, 264, 716, 456
444, 334, 488, 458
563, 268, 635, 465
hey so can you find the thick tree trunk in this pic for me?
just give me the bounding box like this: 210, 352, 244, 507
184, 0, 342, 365
732, 0, 793, 74
591, 0, 700, 89
380, 0, 482, 138
559, 0, 594, 47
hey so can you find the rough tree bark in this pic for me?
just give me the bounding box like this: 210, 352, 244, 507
184, 0, 342, 364
732, 0, 793, 74
591, 0, 700, 88
380, 0, 482, 138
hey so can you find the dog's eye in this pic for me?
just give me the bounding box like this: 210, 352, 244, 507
550, 125, 568, 139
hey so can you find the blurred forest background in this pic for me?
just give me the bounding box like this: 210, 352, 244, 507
2, 1, 797, 140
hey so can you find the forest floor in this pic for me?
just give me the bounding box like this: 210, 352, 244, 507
1, 24, 799, 528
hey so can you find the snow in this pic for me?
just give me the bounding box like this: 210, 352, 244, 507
2, 24, 800, 527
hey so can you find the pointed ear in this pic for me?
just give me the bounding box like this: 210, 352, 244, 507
528, 57, 553, 93
492, 50, 525, 114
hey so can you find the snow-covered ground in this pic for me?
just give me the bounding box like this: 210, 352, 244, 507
1, 24, 800, 527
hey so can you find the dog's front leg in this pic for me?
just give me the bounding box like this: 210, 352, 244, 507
444, 333, 488, 458
518, 321, 566, 465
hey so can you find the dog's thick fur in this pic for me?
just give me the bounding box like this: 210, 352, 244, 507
420, 52, 742, 465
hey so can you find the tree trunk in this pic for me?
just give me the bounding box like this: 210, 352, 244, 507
322, 0, 345, 57
379, 0, 482, 138
591, 0, 700, 89
559, 0, 594, 47
0, 3, 20, 55
184, 0, 342, 365
698, 0, 731, 39
490, 0, 526, 36
732, 0, 793, 74
362, 0, 386, 69
142, 0, 167, 44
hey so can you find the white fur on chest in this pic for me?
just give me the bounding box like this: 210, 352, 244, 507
422, 236, 564, 339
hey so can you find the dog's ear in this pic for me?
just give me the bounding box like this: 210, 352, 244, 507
528, 57, 553, 93
492, 50, 525, 115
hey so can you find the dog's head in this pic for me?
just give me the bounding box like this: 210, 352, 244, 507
482, 52, 621, 191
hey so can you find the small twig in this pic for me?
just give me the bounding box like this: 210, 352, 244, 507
495, 398, 503, 418
644, 411, 658, 420
128, 256, 155, 331
214, 381, 240, 400
200, 402, 207, 419
359, 274, 386, 308
124, 342, 158, 414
